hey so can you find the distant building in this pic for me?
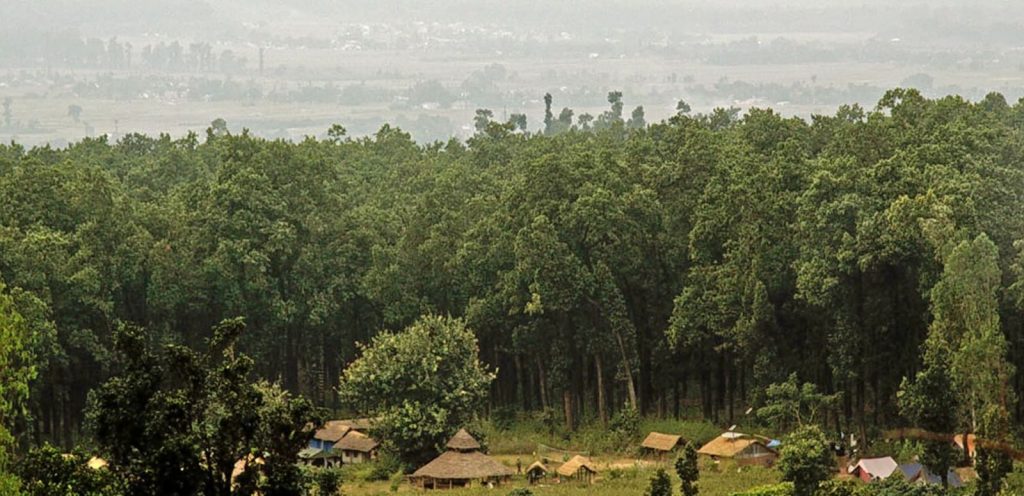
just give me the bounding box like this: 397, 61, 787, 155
526, 461, 548, 484
335, 430, 380, 464
641, 432, 687, 459
697, 432, 778, 467
849, 457, 898, 483
410, 429, 514, 489
556, 455, 598, 484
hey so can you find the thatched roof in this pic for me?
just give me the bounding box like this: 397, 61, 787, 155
527, 461, 548, 475
697, 433, 773, 458
642, 432, 684, 452
851, 457, 898, 479
338, 417, 375, 431
86, 457, 108, 470
412, 450, 514, 480
446, 428, 482, 451
314, 420, 352, 442
557, 455, 597, 477
336, 431, 380, 453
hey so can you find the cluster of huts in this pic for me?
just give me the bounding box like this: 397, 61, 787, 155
410, 428, 599, 489
299, 418, 380, 468
638, 430, 781, 467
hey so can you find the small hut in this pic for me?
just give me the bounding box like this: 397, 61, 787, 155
557, 455, 597, 484
411, 429, 514, 489
310, 420, 352, 451
335, 431, 380, 464
526, 461, 548, 484
641, 432, 687, 459
697, 432, 778, 467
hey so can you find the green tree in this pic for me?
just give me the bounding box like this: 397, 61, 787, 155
645, 468, 673, 496
0, 281, 36, 492
777, 425, 833, 496
674, 442, 699, 496
897, 335, 958, 487
338, 315, 495, 465
757, 373, 838, 431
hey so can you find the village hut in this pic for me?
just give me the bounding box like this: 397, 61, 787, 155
697, 432, 778, 467
526, 461, 548, 484
849, 457, 898, 483
641, 432, 687, 459
310, 420, 352, 451
411, 429, 513, 489
335, 430, 380, 464
557, 455, 597, 484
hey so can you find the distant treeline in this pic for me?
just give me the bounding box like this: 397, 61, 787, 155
2, 89, 1024, 452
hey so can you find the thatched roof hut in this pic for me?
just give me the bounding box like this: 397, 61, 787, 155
698, 432, 777, 467
336, 431, 379, 453
313, 421, 351, 444
446, 428, 482, 451
557, 455, 597, 483
411, 429, 513, 489
527, 461, 548, 484
641, 432, 686, 456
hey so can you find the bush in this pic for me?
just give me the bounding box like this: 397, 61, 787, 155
609, 404, 640, 438
316, 467, 343, 495
645, 468, 673, 496
508, 489, 534, 496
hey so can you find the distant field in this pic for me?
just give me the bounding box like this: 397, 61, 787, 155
3, 45, 1024, 147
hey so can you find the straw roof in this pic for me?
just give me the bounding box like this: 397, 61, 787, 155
338, 417, 375, 431
446, 428, 482, 451
697, 433, 773, 458
86, 457, 108, 470
314, 420, 352, 442
642, 432, 684, 452
557, 455, 597, 477
527, 461, 548, 474
336, 431, 380, 453
412, 450, 514, 480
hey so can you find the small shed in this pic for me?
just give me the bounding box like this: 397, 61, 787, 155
526, 461, 548, 484
557, 455, 597, 484
335, 431, 380, 464
410, 429, 513, 489
698, 432, 778, 467
641, 432, 686, 458
849, 457, 898, 483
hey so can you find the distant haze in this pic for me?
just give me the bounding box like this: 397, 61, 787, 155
3, 0, 1023, 145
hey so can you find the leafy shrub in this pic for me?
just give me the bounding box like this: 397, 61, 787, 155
508, 489, 534, 496
316, 467, 343, 495
609, 404, 640, 438
645, 468, 673, 496
388, 469, 404, 492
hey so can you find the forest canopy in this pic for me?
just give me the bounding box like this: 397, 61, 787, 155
1, 88, 1023, 459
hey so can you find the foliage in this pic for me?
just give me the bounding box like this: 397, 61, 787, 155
507, 488, 534, 496
776, 425, 833, 496
14, 445, 122, 496
338, 315, 494, 466
0, 281, 36, 482
314, 467, 342, 495
756, 373, 839, 432
85, 319, 318, 495
675, 442, 699, 496
646, 468, 674, 496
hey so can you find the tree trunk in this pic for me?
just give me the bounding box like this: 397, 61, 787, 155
595, 354, 607, 425
563, 390, 574, 431
538, 360, 549, 410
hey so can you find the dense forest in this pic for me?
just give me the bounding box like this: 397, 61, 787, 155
2, 88, 1023, 457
